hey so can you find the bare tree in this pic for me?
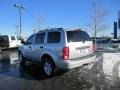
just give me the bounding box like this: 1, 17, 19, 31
87, 2, 108, 46
33, 15, 44, 33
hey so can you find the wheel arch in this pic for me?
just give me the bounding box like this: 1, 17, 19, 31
18, 49, 25, 58
18, 50, 23, 55
41, 54, 56, 67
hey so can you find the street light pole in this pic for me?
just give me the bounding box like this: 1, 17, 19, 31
14, 4, 25, 39
19, 8, 22, 37
14, 25, 19, 38
118, 10, 120, 39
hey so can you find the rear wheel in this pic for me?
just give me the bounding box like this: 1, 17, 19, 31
18, 52, 25, 66
41, 57, 55, 77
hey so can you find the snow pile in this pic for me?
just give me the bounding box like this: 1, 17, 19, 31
102, 52, 120, 77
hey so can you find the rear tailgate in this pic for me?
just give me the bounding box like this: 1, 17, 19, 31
66, 30, 93, 60
67, 42, 93, 59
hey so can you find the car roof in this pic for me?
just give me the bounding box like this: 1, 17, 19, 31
37, 28, 83, 33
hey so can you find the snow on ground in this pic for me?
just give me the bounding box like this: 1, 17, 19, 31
102, 52, 120, 77
76, 51, 120, 89
83, 51, 120, 79
59, 50, 120, 89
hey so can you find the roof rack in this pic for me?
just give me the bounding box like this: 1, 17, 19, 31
38, 29, 49, 32
38, 28, 63, 33
50, 28, 63, 30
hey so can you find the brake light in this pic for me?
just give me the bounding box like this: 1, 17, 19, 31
74, 29, 81, 31
62, 47, 69, 60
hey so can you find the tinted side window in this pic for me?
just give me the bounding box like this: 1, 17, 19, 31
0, 36, 8, 41
0, 35, 9, 44
67, 31, 91, 42
47, 32, 60, 43
34, 33, 45, 44
11, 36, 15, 40
26, 35, 35, 44
110, 40, 120, 43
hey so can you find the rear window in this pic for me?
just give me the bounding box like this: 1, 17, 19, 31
67, 31, 91, 42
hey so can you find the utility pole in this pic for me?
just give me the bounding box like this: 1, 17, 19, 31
114, 21, 117, 39
118, 10, 120, 39
14, 3, 25, 39
14, 25, 19, 39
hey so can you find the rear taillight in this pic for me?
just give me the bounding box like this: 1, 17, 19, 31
62, 47, 69, 60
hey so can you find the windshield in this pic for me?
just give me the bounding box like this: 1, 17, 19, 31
66, 31, 91, 42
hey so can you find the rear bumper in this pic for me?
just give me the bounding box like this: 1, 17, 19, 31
56, 54, 96, 69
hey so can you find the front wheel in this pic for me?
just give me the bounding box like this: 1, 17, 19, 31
41, 57, 55, 77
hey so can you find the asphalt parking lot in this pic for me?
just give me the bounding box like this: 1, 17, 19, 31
0, 50, 120, 90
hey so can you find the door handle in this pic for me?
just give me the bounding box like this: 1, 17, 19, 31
40, 46, 43, 48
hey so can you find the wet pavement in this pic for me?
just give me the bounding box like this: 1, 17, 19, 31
0, 50, 120, 90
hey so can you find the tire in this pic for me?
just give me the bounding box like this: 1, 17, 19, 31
41, 57, 55, 77
18, 52, 26, 66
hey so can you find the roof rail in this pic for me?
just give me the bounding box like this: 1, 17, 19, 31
38, 29, 49, 32
38, 28, 63, 32
50, 28, 63, 31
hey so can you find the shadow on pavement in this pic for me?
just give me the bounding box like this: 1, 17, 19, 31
0, 51, 67, 81
19, 63, 68, 81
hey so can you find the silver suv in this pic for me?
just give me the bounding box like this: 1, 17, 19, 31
18, 28, 96, 77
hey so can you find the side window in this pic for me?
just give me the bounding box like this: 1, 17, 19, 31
11, 36, 15, 40
26, 34, 35, 44
34, 33, 45, 44
47, 32, 60, 43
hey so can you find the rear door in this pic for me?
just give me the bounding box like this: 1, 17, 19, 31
31, 32, 45, 61
10, 36, 17, 47
66, 30, 93, 59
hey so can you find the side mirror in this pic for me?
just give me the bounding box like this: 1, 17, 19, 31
21, 40, 26, 44
25, 42, 32, 45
